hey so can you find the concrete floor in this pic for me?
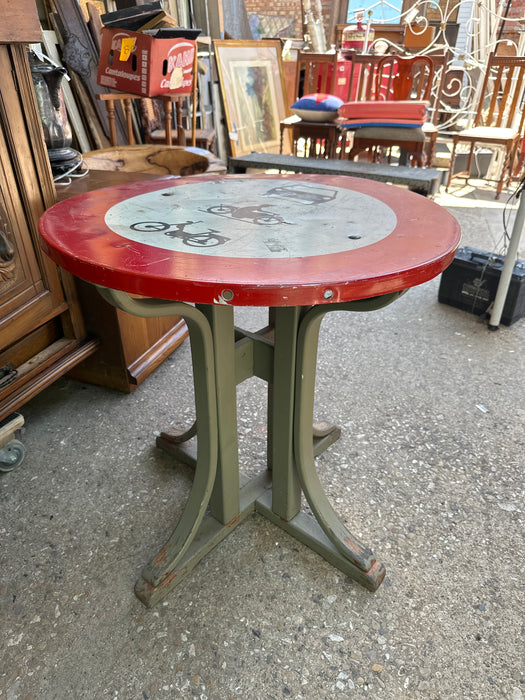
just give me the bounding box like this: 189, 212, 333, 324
1, 179, 524, 699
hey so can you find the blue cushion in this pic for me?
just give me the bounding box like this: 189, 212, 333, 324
291, 93, 344, 122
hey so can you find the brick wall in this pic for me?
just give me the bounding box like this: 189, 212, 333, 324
500, 0, 525, 48
243, 0, 524, 49
244, 0, 304, 38
244, 0, 334, 42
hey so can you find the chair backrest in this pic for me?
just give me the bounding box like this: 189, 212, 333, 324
375, 54, 434, 101
82, 145, 210, 176
343, 53, 383, 102
424, 52, 450, 125
474, 53, 525, 132
294, 51, 339, 100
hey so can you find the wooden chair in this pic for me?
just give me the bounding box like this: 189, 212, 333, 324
342, 52, 383, 103
375, 54, 435, 101
96, 92, 190, 148
294, 51, 339, 96
82, 144, 225, 176
280, 51, 340, 158
446, 52, 525, 198
336, 52, 383, 158
345, 54, 436, 167
139, 96, 216, 153
95, 47, 212, 150
348, 52, 450, 165
422, 52, 451, 165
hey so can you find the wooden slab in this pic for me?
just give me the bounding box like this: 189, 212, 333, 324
229, 153, 442, 195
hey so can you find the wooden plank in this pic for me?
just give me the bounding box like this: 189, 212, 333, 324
86, 2, 104, 52
0, 338, 99, 423
0, 0, 41, 43
82, 144, 210, 175
51, 0, 127, 143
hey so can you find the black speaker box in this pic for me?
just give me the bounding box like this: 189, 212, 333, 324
438, 246, 525, 326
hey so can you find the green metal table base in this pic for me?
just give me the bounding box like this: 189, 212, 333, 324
97, 287, 402, 607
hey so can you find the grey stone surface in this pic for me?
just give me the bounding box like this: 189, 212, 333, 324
1, 181, 524, 699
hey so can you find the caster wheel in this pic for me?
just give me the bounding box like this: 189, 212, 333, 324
0, 439, 25, 472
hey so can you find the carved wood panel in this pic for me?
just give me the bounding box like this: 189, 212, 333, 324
0, 192, 18, 286
0, 45, 67, 351
0, 126, 48, 330
0, 207, 16, 284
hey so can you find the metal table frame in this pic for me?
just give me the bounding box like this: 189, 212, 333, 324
98, 288, 401, 607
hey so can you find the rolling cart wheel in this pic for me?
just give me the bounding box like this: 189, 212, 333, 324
0, 439, 25, 472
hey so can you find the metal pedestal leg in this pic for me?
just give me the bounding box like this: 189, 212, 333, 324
137, 303, 263, 606
96, 288, 403, 606
257, 294, 401, 591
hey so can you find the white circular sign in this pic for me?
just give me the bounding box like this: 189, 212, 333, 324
105, 179, 397, 258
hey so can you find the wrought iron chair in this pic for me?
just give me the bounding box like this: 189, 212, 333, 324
446, 52, 525, 198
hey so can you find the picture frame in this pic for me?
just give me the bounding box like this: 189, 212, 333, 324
214, 40, 291, 157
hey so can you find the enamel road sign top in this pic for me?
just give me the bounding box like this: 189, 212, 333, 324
39, 173, 461, 306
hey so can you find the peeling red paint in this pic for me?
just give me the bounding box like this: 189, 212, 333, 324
153, 545, 169, 566
344, 536, 366, 558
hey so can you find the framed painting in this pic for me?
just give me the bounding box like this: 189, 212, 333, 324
214, 40, 291, 157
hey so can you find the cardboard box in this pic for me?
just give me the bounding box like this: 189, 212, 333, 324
438, 246, 525, 326
97, 27, 195, 97
404, 25, 435, 49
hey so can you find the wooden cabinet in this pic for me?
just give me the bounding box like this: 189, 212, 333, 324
0, 43, 97, 422
0, 2, 188, 407
53, 170, 188, 394
67, 279, 188, 392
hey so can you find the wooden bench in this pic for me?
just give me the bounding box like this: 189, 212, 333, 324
229, 153, 442, 196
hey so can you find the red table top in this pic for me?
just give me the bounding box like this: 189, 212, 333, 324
39, 173, 461, 307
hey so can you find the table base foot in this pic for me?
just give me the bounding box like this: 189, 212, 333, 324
313, 422, 342, 457
255, 490, 386, 592
157, 423, 340, 469
159, 422, 198, 445
134, 472, 271, 608
156, 431, 197, 469
134, 469, 384, 606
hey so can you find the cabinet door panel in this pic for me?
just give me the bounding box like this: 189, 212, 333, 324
0, 136, 66, 349
0, 175, 44, 308
0, 44, 68, 351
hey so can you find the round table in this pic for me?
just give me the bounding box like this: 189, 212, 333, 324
40, 173, 461, 607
